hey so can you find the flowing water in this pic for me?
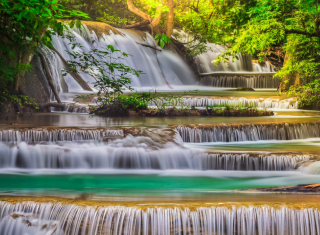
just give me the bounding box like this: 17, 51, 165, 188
1, 201, 320, 235
1, 23, 320, 234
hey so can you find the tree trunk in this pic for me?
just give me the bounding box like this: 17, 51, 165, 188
278, 52, 301, 92
126, 0, 163, 36
150, 6, 162, 36
127, 0, 151, 21
165, 0, 174, 37
52, 47, 93, 91
14, 47, 35, 92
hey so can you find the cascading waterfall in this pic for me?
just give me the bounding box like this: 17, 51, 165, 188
51, 24, 196, 92
0, 128, 124, 143
1, 201, 319, 235
152, 97, 298, 109
37, 45, 67, 101
51, 103, 89, 113
199, 74, 280, 88
177, 122, 320, 143
0, 141, 310, 170
195, 44, 278, 88
195, 43, 274, 73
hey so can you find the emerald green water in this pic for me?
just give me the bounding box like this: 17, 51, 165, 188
1, 173, 319, 196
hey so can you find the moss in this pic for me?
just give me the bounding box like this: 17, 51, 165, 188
62, 20, 123, 37
234, 87, 255, 91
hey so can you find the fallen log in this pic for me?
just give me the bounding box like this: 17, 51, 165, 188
136, 42, 162, 51
38, 51, 62, 103
45, 102, 66, 108
52, 47, 93, 91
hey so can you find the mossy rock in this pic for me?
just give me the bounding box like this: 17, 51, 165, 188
235, 87, 255, 91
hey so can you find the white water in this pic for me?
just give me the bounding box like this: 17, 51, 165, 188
0, 141, 310, 171
0, 128, 123, 143
177, 122, 320, 143
171, 97, 297, 109
199, 74, 280, 88
37, 45, 66, 101
196, 43, 274, 73
51, 24, 196, 93
1, 201, 319, 235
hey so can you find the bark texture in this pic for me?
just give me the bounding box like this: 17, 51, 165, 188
278, 53, 302, 92
165, 0, 174, 37
126, 0, 162, 36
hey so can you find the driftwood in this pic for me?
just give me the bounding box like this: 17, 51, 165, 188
45, 102, 66, 108
136, 42, 162, 51
52, 47, 93, 91
122, 20, 149, 29
38, 51, 62, 103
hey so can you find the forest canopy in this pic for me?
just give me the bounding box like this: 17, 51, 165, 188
0, 0, 320, 109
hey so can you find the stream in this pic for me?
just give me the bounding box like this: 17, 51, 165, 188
0, 23, 320, 235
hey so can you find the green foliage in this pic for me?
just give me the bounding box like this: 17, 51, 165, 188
288, 79, 320, 109
155, 33, 172, 48
60, 0, 139, 26
0, 0, 88, 110
194, 0, 320, 109
149, 90, 197, 113
65, 40, 143, 115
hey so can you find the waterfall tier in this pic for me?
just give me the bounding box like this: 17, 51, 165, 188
195, 43, 274, 73
0, 141, 310, 170
177, 122, 320, 143
0, 128, 124, 143
51, 24, 196, 92
1, 201, 319, 235
53, 96, 297, 114
170, 97, 297, 109
200, 74, 280, 88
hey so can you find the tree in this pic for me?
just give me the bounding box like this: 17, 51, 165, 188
209, 0, 320, 108
126, 0, 163, 35
0, 0, 88, 107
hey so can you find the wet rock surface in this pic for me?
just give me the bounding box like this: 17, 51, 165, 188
243, 184, 320, 193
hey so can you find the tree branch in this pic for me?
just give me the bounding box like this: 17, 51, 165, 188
136, 42, 162, 51
122, 20, 149, 29
127, 0, 151, 21
285, 29, 318, 37
52, 47, 93, 92
150, 5, 162, 27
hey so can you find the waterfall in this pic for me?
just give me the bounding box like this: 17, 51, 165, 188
37, 45, 67, 100
0, 201, 319, 235
176, 122, 320, 143
0, 141, 310, 170
158, 97, 298, 109
199, 74, 280, 88
51, 24, 196, 91
0, 128, 124, 143
195, 43, 274, 73
51, 103, 89, 113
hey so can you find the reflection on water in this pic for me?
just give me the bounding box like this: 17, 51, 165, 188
1, 112, 320, 128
